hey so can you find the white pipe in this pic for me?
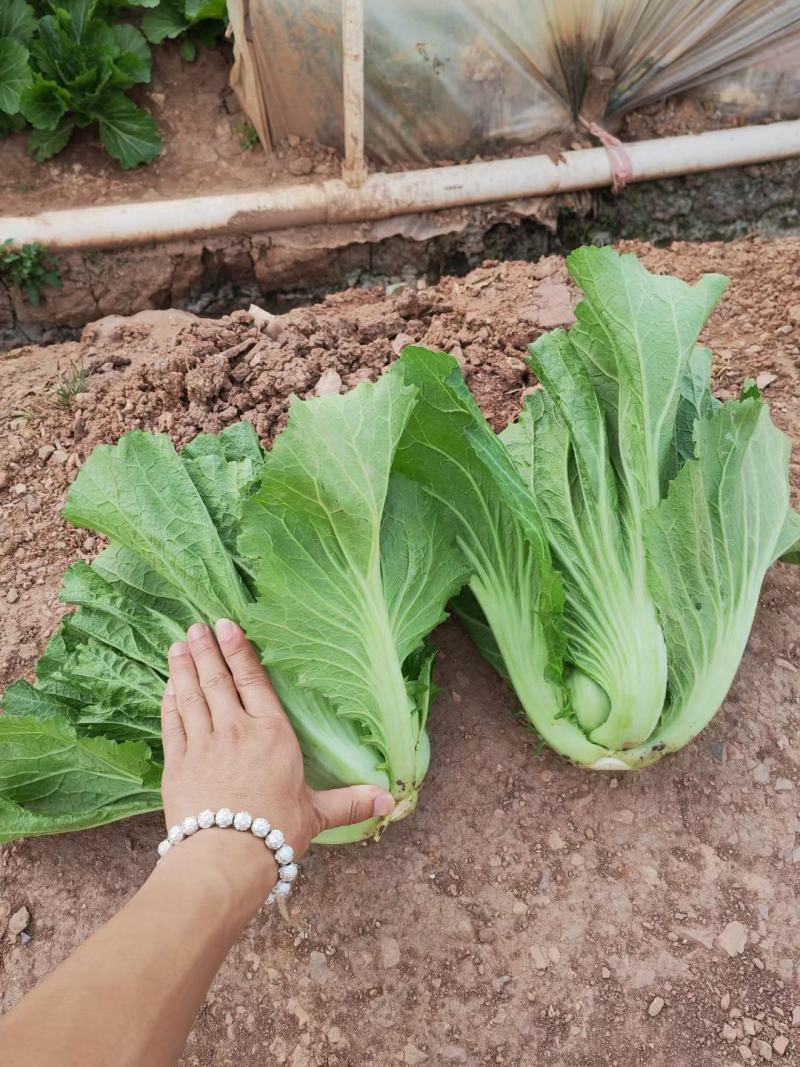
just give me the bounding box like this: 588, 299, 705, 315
341, 0, 367, 187
4, 120, 800, 252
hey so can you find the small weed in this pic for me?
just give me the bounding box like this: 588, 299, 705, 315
0, 240, 62, 306
54, 361, 87, 409
236, 122, 260, 151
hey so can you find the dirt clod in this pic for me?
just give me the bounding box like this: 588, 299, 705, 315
8, 906, 30, 937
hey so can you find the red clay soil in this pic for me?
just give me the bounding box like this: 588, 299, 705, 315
1, 238, 800, 1066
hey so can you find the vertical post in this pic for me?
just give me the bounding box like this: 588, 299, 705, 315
342, 0, 367, 187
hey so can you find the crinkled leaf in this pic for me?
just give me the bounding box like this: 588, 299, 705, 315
0, 716, 161, 843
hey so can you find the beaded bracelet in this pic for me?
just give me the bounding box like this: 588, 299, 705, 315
157, 807, 299, 904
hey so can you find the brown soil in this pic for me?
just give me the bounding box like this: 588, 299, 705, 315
2, 238, 800, 1066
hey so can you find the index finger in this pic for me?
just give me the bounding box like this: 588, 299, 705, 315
214, 619, 288, 722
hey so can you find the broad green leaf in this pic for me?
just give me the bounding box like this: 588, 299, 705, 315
95, 92, 161, 168
140, 0, 189, 43
185, 0, 226, 19
0, 715, 162, 844
496, 381, 668, 752
241, 374, 463, 799
28, 116, 75, 158
19, 77, 69, 130
0, 37, 33, 115
111, 23, 151, 84
63, 430, 248, 622
391, 347, 606, 766
0, 0, 37, 42
561, 246, 727, 517
630, 396, 798, 762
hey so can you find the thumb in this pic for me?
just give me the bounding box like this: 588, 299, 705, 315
312, 785, 395, 833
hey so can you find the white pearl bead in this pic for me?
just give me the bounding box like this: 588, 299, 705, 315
181, 816, 199, 836
274, 844, 294, 865
233, 811, 253, 832
197, 808, 215, 829
168, 824, 185, 845
215, 807, 234, 828
273, 880, 292, 897
157, 839, 171, 858
265, 829, 284, 850
251, 817, 271, 838
279, 863, 299, 883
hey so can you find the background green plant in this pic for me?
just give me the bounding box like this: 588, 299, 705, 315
0, 0, 230, 169
0, 239, 62, 305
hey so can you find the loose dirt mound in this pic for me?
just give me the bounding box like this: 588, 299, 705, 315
2, 238, 800, 1066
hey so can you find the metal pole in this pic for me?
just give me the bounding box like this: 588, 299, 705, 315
342, 0, 367, 187
5, 121, 800, 250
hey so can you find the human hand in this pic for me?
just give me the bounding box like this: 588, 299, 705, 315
159, 619, 395, 895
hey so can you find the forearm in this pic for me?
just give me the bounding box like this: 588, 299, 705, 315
0, 832, 275, 1067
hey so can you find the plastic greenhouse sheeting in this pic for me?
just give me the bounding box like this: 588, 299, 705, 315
228, 0, 800, 165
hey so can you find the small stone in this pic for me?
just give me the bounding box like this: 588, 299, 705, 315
755, 372, 777, 389
773, 1037, 789, 1056
792, 1006, 800, 1027
753, 763, 770, 784
392, 332, 415, 357
7, 588, 19, 604
38, 444, 55, 461
8, 906, 30, 937
287, 156, 313, 176
613, 808, 635, 824
648, 997, 665, 1018
530, 945, 548, 970
718, 921, 748, 957
441, 1046, 467, 1062
0, 470, 8, 489
381, 936, 400, 969
548, 946, 561, 964
386, 282, 412, 297
739, 1044, 754, 1062
744, 1019, 758, 1036
314, 368, 343, 396
403, 1044, 429, 1065
722, 993, 732, 1010
512, 900, 528, 915
547, 830, 565, 851
788, 304, 800, 323
309, 951, 327, 983
755, 1038, 772, 1060
724, 1024, 739, 1041
52, 449, 69, 464
326, 1026, 342, 1044
74, 391, 95, 409
601, 967, 611, 979
775, 778, 793, 792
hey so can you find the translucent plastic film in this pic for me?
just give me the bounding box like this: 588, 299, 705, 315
229, 0, 800, 164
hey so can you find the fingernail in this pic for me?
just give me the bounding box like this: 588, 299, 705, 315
169, 641, 188, 658
165, 679, 175, 696
187, 622, 207, 642
215, 618, 237, 642
372, 793, 395, 818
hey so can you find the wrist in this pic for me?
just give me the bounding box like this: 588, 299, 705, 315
152, 828, 277, 920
